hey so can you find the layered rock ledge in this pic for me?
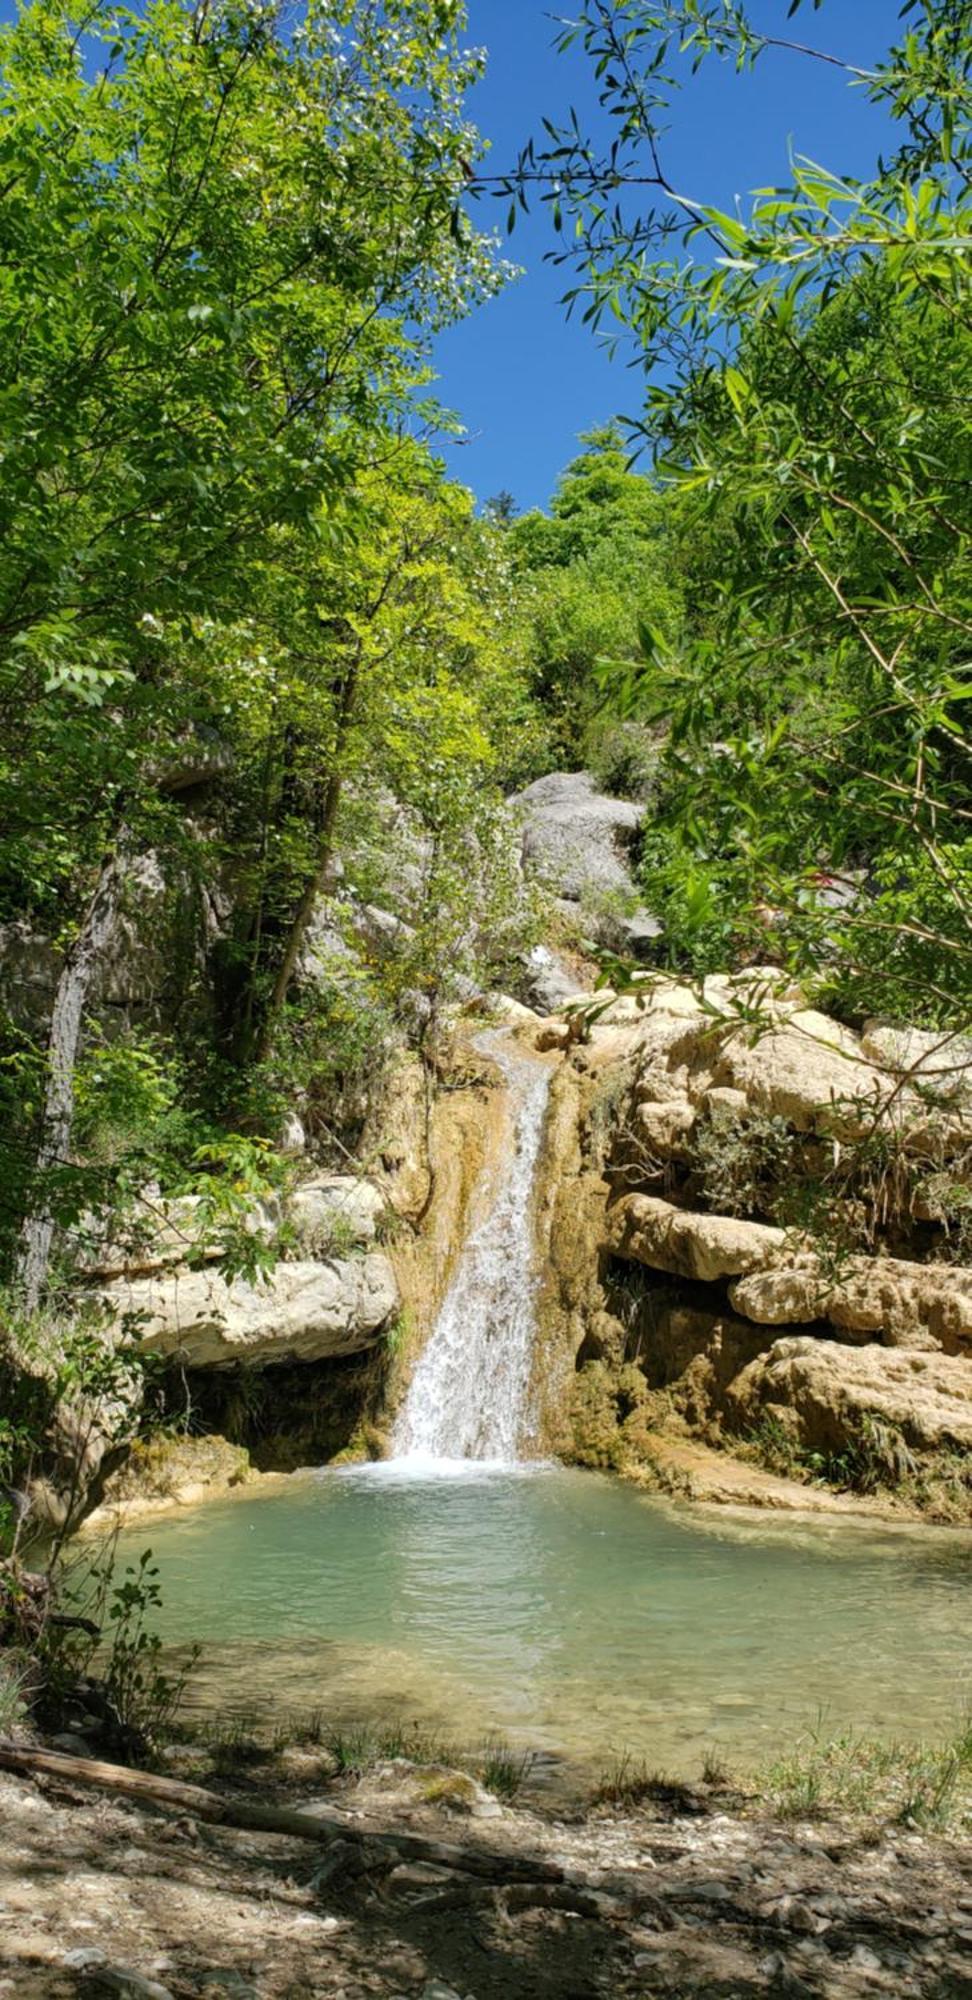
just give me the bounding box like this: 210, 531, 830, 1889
532, 971, 972, 1514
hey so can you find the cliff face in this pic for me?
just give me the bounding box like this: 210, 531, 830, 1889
530, 974, 972, 1518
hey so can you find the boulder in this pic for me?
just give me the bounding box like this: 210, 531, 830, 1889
510, 770, 660, 950
726, 1337, 972, 1456
861, 1021, 972, 1107
729, 1257, 972, 1355
521, 943, 587, 1015
80, 1175, 383, 1279
511, 771, 642, 902
289, 1176, 386, 1251
101, 1255, 398, 1369
609, 1193, 786, 1285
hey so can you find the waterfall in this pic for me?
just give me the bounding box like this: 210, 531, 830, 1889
392, 1029, 551, 1464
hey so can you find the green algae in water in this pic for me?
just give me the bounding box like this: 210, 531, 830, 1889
108, 1466, 972, 1779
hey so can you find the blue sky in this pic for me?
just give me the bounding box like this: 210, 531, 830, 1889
436, 0, 904, 510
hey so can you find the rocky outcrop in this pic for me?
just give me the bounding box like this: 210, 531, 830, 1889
729, 1256, 972, 1355
101, 1254, 398, 1370
607, 1195, 972, 1356
534, 971, 972, 1510
511, 770, 660, 957
86, 1432, 255, 1525
81, 1173, 386, 1281
726, 1339, 972, 1457
609, 1194, 786, 1285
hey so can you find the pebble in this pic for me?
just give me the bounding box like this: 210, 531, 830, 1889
62, 1948, 108, 1970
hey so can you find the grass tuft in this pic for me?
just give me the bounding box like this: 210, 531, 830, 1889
762, 1715, 972, 1830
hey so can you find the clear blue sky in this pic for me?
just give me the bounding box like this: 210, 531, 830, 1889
436, 0, 903, 510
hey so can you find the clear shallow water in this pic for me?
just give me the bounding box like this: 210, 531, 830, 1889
110, 1465, 972, 1782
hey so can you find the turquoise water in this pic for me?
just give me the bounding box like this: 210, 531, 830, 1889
110, 1464, 972, 1780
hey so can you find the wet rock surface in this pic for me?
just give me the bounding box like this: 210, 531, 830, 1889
0, 1765, 970, 1999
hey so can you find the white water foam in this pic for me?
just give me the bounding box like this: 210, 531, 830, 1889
391, 1029, 552, 1466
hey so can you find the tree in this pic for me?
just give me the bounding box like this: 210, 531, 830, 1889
509, 428, 680, 765
0, 0, 502, 1298
516, 0, 971, 1024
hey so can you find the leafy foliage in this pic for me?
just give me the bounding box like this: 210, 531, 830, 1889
518, 0, 971, 1030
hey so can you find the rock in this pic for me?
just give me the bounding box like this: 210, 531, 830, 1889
512, 771, 642, 901
535, 1021, 571, 1053
101, 1255, 398, 1369
277, 1110, 307, 1155
609, 1194, 786, 1285
91, 1433, 252, 1520
861, 1022, 972, 1106
726, 1337, 972, 1456
197, 1975, 260, 1999
633, 1097, 697, 1155
85, 1968, 175, 2000
77, 1190, 282, 1280
289, 1176, 385, 1251
521, 943, 586, 1015
511, 770, 659, 948
708, 1006, 891, 1139
729, 1257, 972, 1355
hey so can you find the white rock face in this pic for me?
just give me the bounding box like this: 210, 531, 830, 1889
587, 971, 972, 1149
81, 1174, 384, 1278
289, 1176, 386, 1251
512, 771, 642, 901
510, 770, 660, 957
102, 1255, 398, 1369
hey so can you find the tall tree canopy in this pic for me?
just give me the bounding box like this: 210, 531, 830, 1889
517, 0, 971, 1024
0, 0, 520, 1296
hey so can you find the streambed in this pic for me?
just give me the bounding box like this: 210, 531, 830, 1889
110, 1463, 972, 1782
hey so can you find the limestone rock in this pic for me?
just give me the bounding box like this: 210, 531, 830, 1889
624, 981, 972, 1149
726, 1337, 972, 1455
729, 1257, 972, 1355
521, 942, 587, 1015
289, 1176, 385, 1251
707, 1007, 884, 1138
511, 770, 659, 950
861, 1021, 972, 1106
91, 1433, 252, 1521
101, 1255, 398, 1369
609, 1194, 786, 1285
511, 771, 642, 901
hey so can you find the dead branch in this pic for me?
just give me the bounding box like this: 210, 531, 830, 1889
0, 1741, 566, 1885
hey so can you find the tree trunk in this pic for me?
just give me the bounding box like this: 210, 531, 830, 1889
252, 664, 358, 1065
253, 766, 344, 1066
17, 844, 126, 1308
0, 1742, 568, 1885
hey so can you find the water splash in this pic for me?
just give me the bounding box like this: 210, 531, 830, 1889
392, 1030, 551, 1464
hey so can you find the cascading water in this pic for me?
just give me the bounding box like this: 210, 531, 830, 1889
392, 1030, 551, 1464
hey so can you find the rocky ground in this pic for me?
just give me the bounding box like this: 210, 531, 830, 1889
1, 1752, 971, 2000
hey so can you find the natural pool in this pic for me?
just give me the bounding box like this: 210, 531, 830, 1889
110, 1463, 972, 1782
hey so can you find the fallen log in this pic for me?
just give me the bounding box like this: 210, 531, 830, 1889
0, 1741, 565, 1886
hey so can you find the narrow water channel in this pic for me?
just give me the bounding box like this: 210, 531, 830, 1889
110, 1465, 972, 1781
